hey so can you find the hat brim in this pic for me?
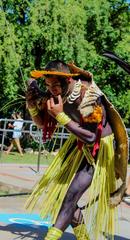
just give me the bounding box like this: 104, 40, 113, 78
30, 70, 79, 79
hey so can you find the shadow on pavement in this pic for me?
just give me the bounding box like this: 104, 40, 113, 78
114, 237, 130, 240
0, 223, 130, 239
0, 223, 76, 239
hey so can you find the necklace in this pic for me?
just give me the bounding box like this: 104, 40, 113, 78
67, 79, 82, 104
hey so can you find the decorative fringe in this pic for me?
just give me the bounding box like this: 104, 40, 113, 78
84, 134, 117, 239
25, 134, 117, 239
43, 149, 84, 223
25, 134, 76, 212
25, 134, 88, 223
42, 111, 57, 142
73, 224, 90, 240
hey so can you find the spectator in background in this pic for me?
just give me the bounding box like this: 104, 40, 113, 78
6, 112, 15, 141
5, 111, 24, 156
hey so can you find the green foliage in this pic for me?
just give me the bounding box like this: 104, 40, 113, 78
116, 90, 130, 125
0, 0, 130, 125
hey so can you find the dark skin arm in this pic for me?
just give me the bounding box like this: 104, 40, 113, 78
65, 121, 96, 144
47, 95, 96, 144
26, 82, 96, 144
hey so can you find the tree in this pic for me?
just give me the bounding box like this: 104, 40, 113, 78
0, 0, 130, 125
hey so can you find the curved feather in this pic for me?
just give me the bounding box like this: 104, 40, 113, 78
102, 50, 130, 74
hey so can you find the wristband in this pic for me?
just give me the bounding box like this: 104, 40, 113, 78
28, 107, 39, 117
55, 112, 71, 125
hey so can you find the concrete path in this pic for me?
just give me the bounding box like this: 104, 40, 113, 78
0, 163, 130, 239
0, 163, 47, 194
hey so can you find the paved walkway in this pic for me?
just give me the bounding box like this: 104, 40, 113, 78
0, 163, 47, 194
0, 163, 130, 239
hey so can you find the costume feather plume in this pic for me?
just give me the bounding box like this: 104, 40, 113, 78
102, 50, 130, 74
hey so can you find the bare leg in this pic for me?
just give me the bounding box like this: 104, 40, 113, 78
14, 138, 23, 156
54, 163, 94, 231
5, 141, 14, 154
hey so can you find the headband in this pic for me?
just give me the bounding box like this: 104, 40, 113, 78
30, 70, 79, 79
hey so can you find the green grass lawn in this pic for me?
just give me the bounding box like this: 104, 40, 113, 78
1, 150, 130, 166
0, 151, 54, 165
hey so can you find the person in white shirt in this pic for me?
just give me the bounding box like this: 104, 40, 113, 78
6, 111, 24, 156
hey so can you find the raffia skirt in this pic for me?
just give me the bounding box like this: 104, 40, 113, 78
25, 133, 117, 239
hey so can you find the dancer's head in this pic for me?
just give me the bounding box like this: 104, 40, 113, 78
30, 60, 79, 98
44, 60, 73, 97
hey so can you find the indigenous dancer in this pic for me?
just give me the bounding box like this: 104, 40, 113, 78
25, 60, 128, 240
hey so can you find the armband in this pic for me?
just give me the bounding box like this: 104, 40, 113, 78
28, 107, 39, 117
55, 112, 71, 125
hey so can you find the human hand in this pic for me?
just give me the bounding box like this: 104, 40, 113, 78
47, 95, 63, 118
8, 123, 14, 128
25, 79, 41, 108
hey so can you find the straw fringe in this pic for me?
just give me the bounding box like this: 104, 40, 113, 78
25, 134, 76, 210
25, 134, 117, 239
84, 134, 117, 239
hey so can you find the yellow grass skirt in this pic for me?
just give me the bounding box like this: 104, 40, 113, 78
25, 133, 116, 239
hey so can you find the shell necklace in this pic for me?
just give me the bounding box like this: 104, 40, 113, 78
67, 79, 82, 104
